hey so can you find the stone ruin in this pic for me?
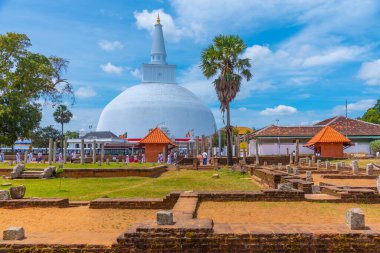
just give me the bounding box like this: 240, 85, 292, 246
10, 164, 25, 179
41, 166, 56, 178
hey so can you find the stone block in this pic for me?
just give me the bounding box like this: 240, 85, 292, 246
308, 160, 312, 167
0, 190, 10, 200
306, 171, 313, 181
42, 166, 55, 178
286, 165, 292, 174
263, 161, 267, 166
212, 173, 220, 179
97, 161, 101, 166
376, 176, 380, 192
106, 159, 110, 165
325, 161, 330, 169
277, 183, 292, 191
293, 167, 299, 175
366, 164, 373, 176
271, 164, 275, 170
9, 185, 26, 199
317, 160, 321, 169
3, 227, 25, 240
278, 163, 282, 170
345, 208, 365, 230
312, 185, 320, 194
352, 160, 359, 175
157, 210, 174, 225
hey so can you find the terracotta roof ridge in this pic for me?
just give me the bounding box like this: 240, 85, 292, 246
254, 125, 275, 135
324, 116, 341, 126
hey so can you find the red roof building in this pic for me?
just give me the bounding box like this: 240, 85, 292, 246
305, 126, 352, 158
139, 128, 176, 162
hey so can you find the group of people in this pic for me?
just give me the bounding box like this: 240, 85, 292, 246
158, 151, 178, 164
124, 153, 145, 163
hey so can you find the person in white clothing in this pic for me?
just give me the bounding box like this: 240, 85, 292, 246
202, 151, 207, 165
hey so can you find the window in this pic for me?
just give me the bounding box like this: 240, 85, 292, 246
75, 144, 79, 149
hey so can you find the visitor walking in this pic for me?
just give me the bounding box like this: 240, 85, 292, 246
16, 151, 20, 163
141, 153, 145, 163
126, 154, 129, 164
37, 151, 42, 163
202, 151, 208, 165
167, 153, 171, 164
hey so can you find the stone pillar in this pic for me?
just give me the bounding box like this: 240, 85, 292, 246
335, 162, 341, 171
295, 139, 299, 165
278, 163, 282, 171
48, 138, 53, 165
201, 135, 205, 153
236, 135, 241, 158
293, 167, 299, 175
366, 164, 374, 176
286, 165, 292, 174
289, 153, 293, 165
24, 151, 28, 164
53, 141, 57, 163
308, 160, 312, 167
218, 130, 222, 158
63, 138, 67, 164
352, 160, 359, 175
162, 146, 166, 163
80, 139, 84, 165
271, 164, 275, 170
92, 140, 96, 164
325, 161, 330, 170
317, 160, 321, 169
306, 171, 312, 181
377, 176, 380, 193
101, 143, 104, 163
311, 155, 315, 164
195, 136, 199, 156
263, 161, 267, 166
255, 140, 259, 165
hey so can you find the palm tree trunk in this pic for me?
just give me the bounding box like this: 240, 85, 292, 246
226, 103, 233, 166
61, 122, 64, 152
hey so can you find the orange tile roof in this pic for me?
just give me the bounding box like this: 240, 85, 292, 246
139, 127, 175, 145
305, 126, 351, 146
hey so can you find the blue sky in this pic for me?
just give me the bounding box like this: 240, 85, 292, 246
1, 0, 380, 132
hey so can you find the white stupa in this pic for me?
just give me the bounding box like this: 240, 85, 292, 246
96, 16, 216, 138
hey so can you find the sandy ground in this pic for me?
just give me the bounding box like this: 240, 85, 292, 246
310, 174, 376, 187
0, 206, 156, 245
198, 201, 380, 224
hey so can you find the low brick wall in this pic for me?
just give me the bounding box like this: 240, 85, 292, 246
198, 190, 305, 202
89, 192, 180, 209
285, 178, 313, 194
58, 165, 167, 178
321, 185, 380, 203
252, 168, 285, 188
322, 174, 378, 179
0, 244, 111, 252
0, 198, 69, 208
115, 225, 380, 253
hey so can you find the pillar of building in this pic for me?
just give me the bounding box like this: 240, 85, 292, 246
80, 139, 85, 165
92, 140, 96, 164
48, 138, 53, 165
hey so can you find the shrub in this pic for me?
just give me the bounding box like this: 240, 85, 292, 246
370, 140, 380, 154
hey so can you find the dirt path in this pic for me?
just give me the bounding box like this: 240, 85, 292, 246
0, 206, 156, 245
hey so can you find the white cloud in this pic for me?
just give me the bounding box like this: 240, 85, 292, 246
302, 46, 366, 67
75, 86, 97, 98
260, 105, 298, 116
98, 40, 124, 51
130, 68, 141, 79
134, 9, 187, 42
358, 59, 380, 86
333, 99, 376, 114
100, 62, 123, 74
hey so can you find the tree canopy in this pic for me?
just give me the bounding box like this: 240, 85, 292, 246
0, 32, 73, 145
360, 99, 380, 124
29, 126, 60, 148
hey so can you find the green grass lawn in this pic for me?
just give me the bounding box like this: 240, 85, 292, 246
331, 158, 380, 168
0, 169, 260, 200
0, 162, 158, 170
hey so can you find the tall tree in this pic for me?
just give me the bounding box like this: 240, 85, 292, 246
65, 131, 79, 139
0, 32, 74, 145
361, 99, 380, 124
53, 104, 73, 147
200, 35, 252, 165
30, 126, 60, 149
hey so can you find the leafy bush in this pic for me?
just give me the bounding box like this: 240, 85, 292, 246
370, 140, 380, 154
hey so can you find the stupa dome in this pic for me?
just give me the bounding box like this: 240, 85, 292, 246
96, 17, 216, 138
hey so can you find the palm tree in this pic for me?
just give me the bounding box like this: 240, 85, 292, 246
53, 104, 73, 148
200, 35, 252, 166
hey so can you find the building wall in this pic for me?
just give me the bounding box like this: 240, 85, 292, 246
345, 141, 371, 154
145, 143, 168, 162
316, 143, 344, 158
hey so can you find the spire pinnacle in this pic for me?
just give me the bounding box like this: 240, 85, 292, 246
156, 14, 160, 24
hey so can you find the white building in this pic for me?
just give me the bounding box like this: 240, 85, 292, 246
248, 116, 380, 156
97, 16, 216, 138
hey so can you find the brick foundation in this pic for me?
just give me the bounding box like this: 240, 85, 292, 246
58, 166, 167, 178
0, 198, 69, 208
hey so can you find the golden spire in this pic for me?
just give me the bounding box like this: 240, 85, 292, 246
156, 14, 160, 24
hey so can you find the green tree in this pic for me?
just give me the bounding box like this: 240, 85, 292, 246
0, 32, 73, 146
65, 131, 79, 139
30, 126, 60, 149
370, 140, 380, 155
361, 99, 380, 124
53, 104, 73, 147
200, 35, 252, 165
